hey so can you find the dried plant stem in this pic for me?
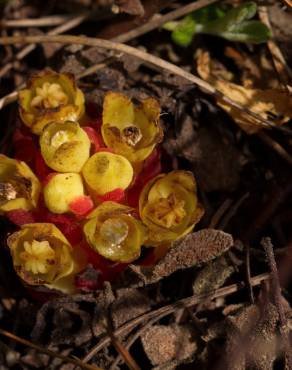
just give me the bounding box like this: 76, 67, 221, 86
0, 34, 286, 133
261, 237, 292, 368
208, 198, 233, 229
258, 6, 292, 86
113, 0, 219, 43
0, 14, 75, 28
83, 272, 270, 363
0, 13, 89, 79
0, 327, 102, 370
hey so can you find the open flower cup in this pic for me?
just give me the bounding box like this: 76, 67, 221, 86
1, 69, 204, 295
19, 70, 85, 135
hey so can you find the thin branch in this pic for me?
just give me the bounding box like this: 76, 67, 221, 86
0, 14, 74, 28
0, 327, 102, 370
0, 12, 89, 79
0, 34, 288, 134
208, 198, 233, 229
113, 0, 219, 43
83, 272, 270, 363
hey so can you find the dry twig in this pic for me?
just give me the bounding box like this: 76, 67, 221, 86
0, 327, 102, 370
0, 34, 288, 134
0, 12, 90, 79
0, 15, 75, 28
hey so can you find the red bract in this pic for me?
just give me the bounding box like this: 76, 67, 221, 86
69, 195, 94, 216
6, 209, 35, 226
85, 102, 101, 119
75, 274, 101, 291
96, 188, 125, 203
35, 151, 51, 181
42, 173, 58, 187
13, 128, 37, 167
127, 148, 162, 207
79, 240, 127, 283
83, 126, 103, 152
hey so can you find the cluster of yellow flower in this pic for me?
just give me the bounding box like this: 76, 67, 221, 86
0, 70, 203, 294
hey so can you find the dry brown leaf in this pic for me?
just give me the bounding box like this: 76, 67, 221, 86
197, 50, 292, 134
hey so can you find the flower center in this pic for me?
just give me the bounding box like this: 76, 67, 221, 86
122, 126, 142, 146
150, 193, 186, 228
20, 240, 56, 275
0, 182, 17, 202
31, 82, 68, 109
100, 218, 129, 247
50, 130, 72, 148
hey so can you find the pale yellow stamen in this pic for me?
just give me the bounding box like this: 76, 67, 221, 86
31, 82, 68, 109
150, 193, 186, 228
100, 218, 129, 247
20, 240, 56, 275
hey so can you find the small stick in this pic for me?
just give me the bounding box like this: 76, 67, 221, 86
261, 237, 292, 369
83, 273, 270, 363
0, 13, 89, 79
0, 15, 74, 28
208, 198, 233, 229
0, 34, 287, 134
0, 327, 102, 370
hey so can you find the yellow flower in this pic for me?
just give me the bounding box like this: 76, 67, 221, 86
0, 155, 40, 213
44, 173, 85, 214
83, 202, 147, 263
40, 121, 90, 173
139, 171, 204, 245
18, 70, 85, 135
82, 152, 133, 198
7, 223, 82, 293
101, 92, 163, 163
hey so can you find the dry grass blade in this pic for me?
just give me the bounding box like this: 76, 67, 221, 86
113, 0, 219, 43
83, 273, 270, 363
0, 327, 102, 370
0, 34, 288, 133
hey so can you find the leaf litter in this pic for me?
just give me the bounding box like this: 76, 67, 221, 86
0, 1, 292, 369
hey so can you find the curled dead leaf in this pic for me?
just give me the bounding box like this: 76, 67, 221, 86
197, 50, 292, 134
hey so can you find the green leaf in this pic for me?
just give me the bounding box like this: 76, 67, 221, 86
171, 15, 196, 47
222, 21, 272, 43
201, 2, 257, 34
191, 3, 230, 24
